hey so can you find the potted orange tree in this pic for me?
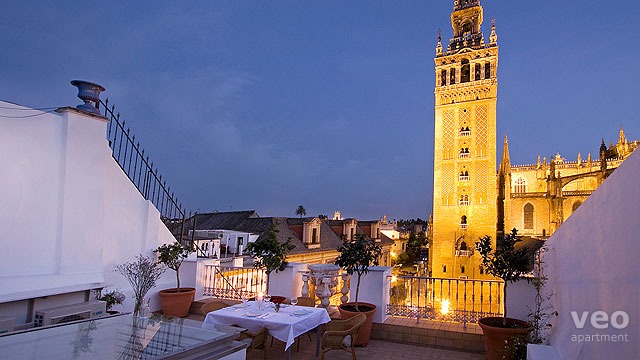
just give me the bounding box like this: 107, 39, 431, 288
334, 233, 382, 346
154, 241, 195, 317
245, 223, 294, 295
475, 228, 533, 360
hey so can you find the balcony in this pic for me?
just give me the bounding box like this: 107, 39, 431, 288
459, 153, 470, 159
456, 249, 473, 257
459, 175, 470, 181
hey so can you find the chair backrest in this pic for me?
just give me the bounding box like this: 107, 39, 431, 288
200, 301, 230, 316
346, 313, 367, 331
296, 296, 315, 307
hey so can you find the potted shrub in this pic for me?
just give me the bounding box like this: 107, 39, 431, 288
115, 254, 165, 317
96, 289, 126, 314
334, 233, 382, 346
245, 223, 294, 295
154, 241, 196, 317
475, 228, 533, 360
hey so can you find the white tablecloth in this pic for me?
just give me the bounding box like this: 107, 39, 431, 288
202, 301, 331, 350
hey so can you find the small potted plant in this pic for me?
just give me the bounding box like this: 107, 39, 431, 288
334, 233, 382, 346
116, 254, 165, 317
475, 228, 533, 360
245, 223, 294, 295
154, 241, 196, 317
96, 289, 126, 314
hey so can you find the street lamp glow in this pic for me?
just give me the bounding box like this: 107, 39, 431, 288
440, 299, 450, 315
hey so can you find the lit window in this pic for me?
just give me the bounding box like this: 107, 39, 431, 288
514, 177, 526, 193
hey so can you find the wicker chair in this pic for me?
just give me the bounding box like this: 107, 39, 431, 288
320, 313, 367, 360
200, 300, 230, 316
293, 296, 316, 351
236, 327, 269, 360
295, 296, 315, 307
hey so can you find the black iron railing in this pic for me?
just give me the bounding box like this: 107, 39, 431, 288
100, 99, 187, 235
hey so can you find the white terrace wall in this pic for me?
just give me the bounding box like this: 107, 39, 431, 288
545, 149, 640, 359
0, 101, 177, 322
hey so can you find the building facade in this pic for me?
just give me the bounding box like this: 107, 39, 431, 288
430, 1, 639, 280
431, 0, 498, 279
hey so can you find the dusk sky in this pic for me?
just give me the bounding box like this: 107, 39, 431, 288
2, 1, 639, 220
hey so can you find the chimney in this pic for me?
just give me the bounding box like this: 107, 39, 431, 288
70, 80, 105, 115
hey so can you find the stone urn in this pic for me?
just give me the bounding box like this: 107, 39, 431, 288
307, 264, 340, 308
70, 80, 105, 115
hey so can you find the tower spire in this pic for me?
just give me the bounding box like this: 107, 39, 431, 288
499, 134, 511, 174
436, 29, 443, 56
490, 18, 497, 44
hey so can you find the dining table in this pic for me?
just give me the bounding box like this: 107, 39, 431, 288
202, 300, 331, 359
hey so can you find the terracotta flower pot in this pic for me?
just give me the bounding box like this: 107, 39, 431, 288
158, 288, 196, 317
338, 302, 376, 346
478, 317, 531, 360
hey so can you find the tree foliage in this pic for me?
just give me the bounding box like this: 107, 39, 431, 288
475, 228, 532, 323
154, 241, 194, 291
295, 205, 307, 218
335, 234, 382, 311
246, 223, 294, 293
405, 232, 427, 264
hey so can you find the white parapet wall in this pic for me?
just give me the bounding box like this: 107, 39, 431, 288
0, 101, 177, 322
347, 266, 392, 324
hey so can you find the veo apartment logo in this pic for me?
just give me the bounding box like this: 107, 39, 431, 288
570, 310, 629, 343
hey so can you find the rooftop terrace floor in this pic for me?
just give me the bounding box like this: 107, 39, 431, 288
245, 336, 485, 360
188, 312, 484, 360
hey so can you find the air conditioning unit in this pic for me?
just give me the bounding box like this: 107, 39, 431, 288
34, 301, 106, 327
0, 316, 14, 333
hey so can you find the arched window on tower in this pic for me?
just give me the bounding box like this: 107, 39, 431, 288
514, 177, 526, 193
572, 201, 582, 214
461, 59, 470, 83
459, 148, 470, 159
462, 21, 472, 36
459, 195, 469, 206
484, 62, 491, 79
524, 203, 534, 230
474, 63, 481, 80
460, 241, 467, 251
459, 170, 469, 181
441, 69, 447, 87
450, 68, 456, 85
460, 215, 468, 229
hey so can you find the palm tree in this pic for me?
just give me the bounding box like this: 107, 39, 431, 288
295, 205, 307, 218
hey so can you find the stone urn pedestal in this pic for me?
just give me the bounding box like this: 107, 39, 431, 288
307, 264, 340, 308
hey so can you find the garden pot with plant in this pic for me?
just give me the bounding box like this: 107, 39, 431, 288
96, 289, 126, 314
334, 233, 382, 346
475, 228, 533, 360
154, 241, 196, 317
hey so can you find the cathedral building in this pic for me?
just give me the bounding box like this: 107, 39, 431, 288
430, 0, 638, 280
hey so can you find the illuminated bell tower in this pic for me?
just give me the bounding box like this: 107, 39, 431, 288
431, 0, 498, 279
